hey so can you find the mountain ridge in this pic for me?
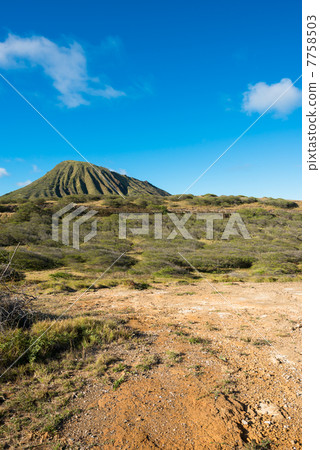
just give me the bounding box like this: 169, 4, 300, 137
1, 160, 170, 200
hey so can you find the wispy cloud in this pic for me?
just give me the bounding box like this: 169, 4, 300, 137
100, 36, 123, 56
0, 168, 9, 177
0, 34, 125, 107
119, 168, 127, 175
32, 164, 41, 173
17, 179, 32, 186
242, 78, 301, 118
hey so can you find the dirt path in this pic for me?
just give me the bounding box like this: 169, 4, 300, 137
58, 282, 302, 449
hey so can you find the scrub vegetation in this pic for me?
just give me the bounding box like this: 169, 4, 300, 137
0, 193, 301, 290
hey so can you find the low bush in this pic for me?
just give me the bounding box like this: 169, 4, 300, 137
2, 250, 61, 271
0, 317, 132, 373
189, 195, 258, 207
0, 222, 51, 246
49, 271, 74, 280
11, 201, 48, 223
0, 264, 25, 281
74, 247, 136, 272
0, 292, 35, 331
124, 280, 151, 290
262, 198, 299, 209
186, 254, 255, 273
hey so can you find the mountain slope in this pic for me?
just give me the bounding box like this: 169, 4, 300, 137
1, 161, 170, 200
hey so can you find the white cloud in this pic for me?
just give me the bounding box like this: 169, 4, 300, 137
0, 34, 125, 107
242, 78, 301, 117
17, 179, 32, 186
0, 168, 9, 177
32, 164, 41, 172
119, 168, 127, 175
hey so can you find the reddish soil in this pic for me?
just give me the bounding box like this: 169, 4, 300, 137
57, 281, 301, 449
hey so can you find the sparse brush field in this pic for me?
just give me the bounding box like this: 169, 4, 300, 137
0, 194, 301, 448
0, 289, 156, 447
0, 194, 301, 291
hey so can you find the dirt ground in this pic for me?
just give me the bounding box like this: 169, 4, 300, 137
54, 281, 301, 449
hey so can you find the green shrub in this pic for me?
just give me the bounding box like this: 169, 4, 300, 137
188, 195, 258, 207
0, 317, 131, 372
262, 198, 299, 209
12, 201, 48, 223
0, 250, 61, 271
74, 247, 136, 271
187, 254, 255, 273
124, 280, 151, 290
0, 222, 51, 246
49, 272, 74, 280
176, 194, 194, 201
104, 196, 126, 208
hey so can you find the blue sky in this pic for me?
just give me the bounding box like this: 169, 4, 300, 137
0, 0, 301, 198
